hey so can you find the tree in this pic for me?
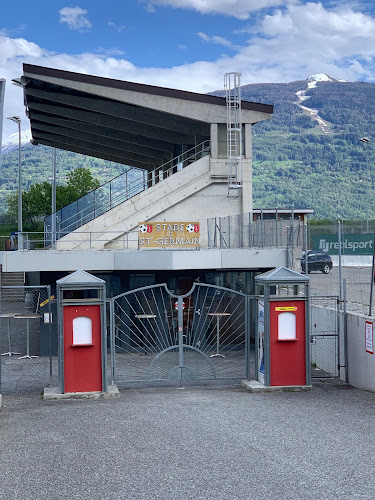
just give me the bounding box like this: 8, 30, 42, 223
6, 168, 101, 231
64, 168, 101, 200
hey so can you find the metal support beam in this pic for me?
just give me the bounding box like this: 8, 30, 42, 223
29, 111, 175, 153
27, 101, 197, 144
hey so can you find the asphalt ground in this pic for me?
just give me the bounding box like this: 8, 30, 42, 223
1, 381, 375, 500
309, 266, 373, 315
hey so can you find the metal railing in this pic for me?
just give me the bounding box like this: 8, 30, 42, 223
1, 231, 140, 251
44, 141, 210, 246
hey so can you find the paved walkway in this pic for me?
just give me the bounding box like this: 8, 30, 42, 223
1, 381, 375, 500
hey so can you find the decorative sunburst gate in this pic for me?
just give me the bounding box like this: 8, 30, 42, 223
109, 284, 250, 386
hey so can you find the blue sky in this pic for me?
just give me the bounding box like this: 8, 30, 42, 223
1, 0, 375, 137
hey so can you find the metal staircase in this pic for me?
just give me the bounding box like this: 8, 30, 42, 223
224, 72, 242, 197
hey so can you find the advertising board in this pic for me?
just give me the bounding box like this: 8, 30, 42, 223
311, 234, 373, 255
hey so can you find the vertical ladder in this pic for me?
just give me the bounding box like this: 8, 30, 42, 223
224, 72, 242, 197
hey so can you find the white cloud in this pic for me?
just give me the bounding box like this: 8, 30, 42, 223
59, 6, 92, 32
142, 0, 288, 19
96, 47, 126, 56
197, 32, 239, 49
244, 2, 375, 76
1, 2, 375, 139
108, 21, 126, 33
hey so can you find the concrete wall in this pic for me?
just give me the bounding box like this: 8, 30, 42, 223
24, 71, 272, 126
1, 248, 287, 273
347, 311, 375, 391
331, 256, 372, 267
312, 304, 375, 392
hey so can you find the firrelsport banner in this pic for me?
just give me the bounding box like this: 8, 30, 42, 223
311, 234, 373, 255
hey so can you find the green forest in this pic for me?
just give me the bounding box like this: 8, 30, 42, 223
216, 79, 375, 219
1, 78, 374, 223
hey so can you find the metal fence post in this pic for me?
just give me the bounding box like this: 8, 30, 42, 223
178, 296, 184, 385
228, 216, 231, 248
304, 223, 308, 275
338, 220, 343, 306
238, 213, 241, 248
275, 207, 278, 248
110, 299, 116, 386
245, 295, 250, 380
249, 213, 253, 248
291, 209, 294, 270
343, 279, 349, 383
0, 273, 2, 394
369, 222, 375, 316
48, 285, 52, 386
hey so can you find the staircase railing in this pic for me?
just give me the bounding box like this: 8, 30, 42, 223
44, 140, 210, 246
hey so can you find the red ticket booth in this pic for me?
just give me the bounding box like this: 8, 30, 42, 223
255, 267, 311, 387
57, 271, 107, 394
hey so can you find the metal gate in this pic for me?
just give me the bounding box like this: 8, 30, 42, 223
310, 295, 340, 378
110, 283, 249, 386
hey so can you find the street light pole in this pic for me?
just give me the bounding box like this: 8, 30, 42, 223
7, 116, 22, 250
52, 148, 56, 249
360, 137, 374, 315
360, 137, 370, 233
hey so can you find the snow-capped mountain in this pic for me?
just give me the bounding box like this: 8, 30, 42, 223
307, 73, 335, 82
307, 73, 348, 89
1, 129, 32, 154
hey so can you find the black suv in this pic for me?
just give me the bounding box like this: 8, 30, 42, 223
301, 250, 333, 274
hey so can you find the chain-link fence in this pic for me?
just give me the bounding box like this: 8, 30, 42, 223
310, 295, 340, 378
308, 268, 373, 316
0, 285, 57, 394
309, 219, 375, 238
207, 212, 304, 249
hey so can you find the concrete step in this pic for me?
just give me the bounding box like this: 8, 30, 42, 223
57, 155, 213, 250
1, 267, 25, 301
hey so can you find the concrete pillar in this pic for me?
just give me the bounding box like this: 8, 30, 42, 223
147, 170, 153, 189
155, 167, 162, 184
244, 123, 252, 159
210, 123, 219, 159
242, 124, 253, 214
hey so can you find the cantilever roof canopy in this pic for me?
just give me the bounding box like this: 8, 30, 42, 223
20, 64, 273, 171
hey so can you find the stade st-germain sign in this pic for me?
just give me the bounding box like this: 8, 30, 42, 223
138, 222, 200, 249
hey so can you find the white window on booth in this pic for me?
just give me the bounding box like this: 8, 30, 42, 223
278, 312, 296, 341
72, 316, 93, 345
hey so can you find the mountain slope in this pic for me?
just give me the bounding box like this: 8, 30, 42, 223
213, 74, 375, 218
1, 130, 32, 154
1, 74, 374, 219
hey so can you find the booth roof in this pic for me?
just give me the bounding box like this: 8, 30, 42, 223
255, 266, 308, 283
56, 270, 106, 285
